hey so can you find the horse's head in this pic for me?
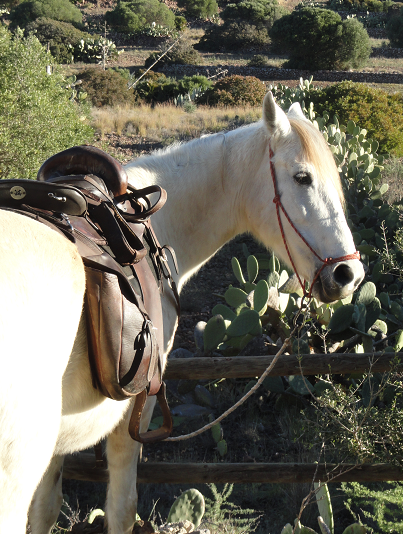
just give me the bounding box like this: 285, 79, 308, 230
249, 92, 364, 303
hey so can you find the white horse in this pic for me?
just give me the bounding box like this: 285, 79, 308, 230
0, 93, 364, 533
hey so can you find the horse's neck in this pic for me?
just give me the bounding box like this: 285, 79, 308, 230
126, 124, 267, 290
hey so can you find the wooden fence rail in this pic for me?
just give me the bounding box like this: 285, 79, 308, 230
164, 352, 402, 380
64, 352, 403, 485
63, 454, 403, 485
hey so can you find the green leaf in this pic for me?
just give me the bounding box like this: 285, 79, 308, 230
328, 304, 354, 334
231, 257, 245, 285
289, 375, 314, 396
267, 271, 280, 288
395, 329, 403, 352
253, 279, 269, 315
262, 375, 284, 393
356, 282, 376, 306
365, 298, 381, 331
347, 120, 356, 135
314, 483, 334, 534
203, 315, 226, 352
226, 309, 260, 337
224, 286, 248, 308
247, 255, 259, 283
212, 304, 236, 321
216, 439, 227, 457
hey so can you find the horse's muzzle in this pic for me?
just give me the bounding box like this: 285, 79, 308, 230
313, 259, 365, 303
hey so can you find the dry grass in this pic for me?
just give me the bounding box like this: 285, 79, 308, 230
91, 103, 262, 141
363, 55, 403, 73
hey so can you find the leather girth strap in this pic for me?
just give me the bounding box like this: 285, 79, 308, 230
0, 145, 179, 444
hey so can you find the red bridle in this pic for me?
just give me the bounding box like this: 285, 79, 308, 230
269, 144, 360, 299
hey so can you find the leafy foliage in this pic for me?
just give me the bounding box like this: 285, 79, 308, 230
269, 7, 370, 70
247, 53, 270, 66
204, 484, 262, 533
196, 20, 271, 50
221, 0, 288, 26
196, 75, 267, 106
0, 27, 93, 180
79, 68, 137, 107
387, 7, 403, 47
337, 17, 372, 70
343, 482, 403, 533
328, 0, 393, 12
133, 70, 212, 104
196, 0, 287, 51
309, 81, 403, 156
25, 17, 89, 63
144, 40, 202, 69
177, 0, 218, 18
104, 0, 175, 33
9, 0, 83, 29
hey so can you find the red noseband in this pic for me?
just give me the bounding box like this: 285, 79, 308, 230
269, 144, 360, 299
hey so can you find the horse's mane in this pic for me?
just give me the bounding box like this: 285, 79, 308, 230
289, 118, 345, 207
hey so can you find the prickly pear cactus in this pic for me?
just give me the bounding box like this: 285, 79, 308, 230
280, 524, 293, 534
167, 488, 205, 528
341, 524, 366, 534
314, 483, 334, 534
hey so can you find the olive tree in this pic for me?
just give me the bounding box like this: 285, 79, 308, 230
0, 27, 93, 179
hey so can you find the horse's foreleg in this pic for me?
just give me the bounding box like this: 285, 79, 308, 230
105, 396, 157, 534
29, 455, 64, 534
0, 387, 62, 534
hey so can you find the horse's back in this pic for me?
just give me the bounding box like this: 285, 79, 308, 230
0, 209, 85, 532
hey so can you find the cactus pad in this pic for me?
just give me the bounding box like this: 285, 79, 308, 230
341, 524, 366, 534
167, 488, 205, 528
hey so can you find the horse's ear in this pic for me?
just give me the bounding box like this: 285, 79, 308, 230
263, 92, 292, 138
287, 102, 308, 121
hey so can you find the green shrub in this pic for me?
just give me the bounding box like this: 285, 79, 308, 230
177, 0, 218, 18
221, 0, 288, 27
0, 27, 92, 179
25, 17, 90, 63
387, 8, 403, 47
196, 20, 270, 50
309, 81, 403, 156
133, 70, 211, 103
328, 0, 392, 11
79, 68, 136, 107
144, 40, 202, 69
196, 0, 287, 51
338, 17, 372, 69
269, 7, 370, 70
247, 53, 269, 66
174, 15, 187, 30
104, 0, 175, 33
9, 0, 83, 29
196, 75, 267, 106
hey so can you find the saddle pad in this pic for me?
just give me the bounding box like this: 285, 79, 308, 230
0, 179, 87, 216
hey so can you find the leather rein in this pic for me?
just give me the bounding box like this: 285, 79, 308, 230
269, 143, 360, 299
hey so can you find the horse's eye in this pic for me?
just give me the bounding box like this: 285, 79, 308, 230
293, 172, 312, 186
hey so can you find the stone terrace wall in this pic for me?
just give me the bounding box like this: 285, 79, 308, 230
160, 64, 403, 84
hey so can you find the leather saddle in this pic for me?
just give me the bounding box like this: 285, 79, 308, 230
0, 145, 180, 444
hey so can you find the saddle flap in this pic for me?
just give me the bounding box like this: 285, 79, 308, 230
85, 265, 160, 400
0, 179, 87, 216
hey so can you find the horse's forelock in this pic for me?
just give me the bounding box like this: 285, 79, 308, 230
289, 118, 345, 208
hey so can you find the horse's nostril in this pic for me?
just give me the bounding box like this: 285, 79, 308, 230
334, 263, 355, 287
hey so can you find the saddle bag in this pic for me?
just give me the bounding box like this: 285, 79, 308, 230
0, 146, 179, 442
